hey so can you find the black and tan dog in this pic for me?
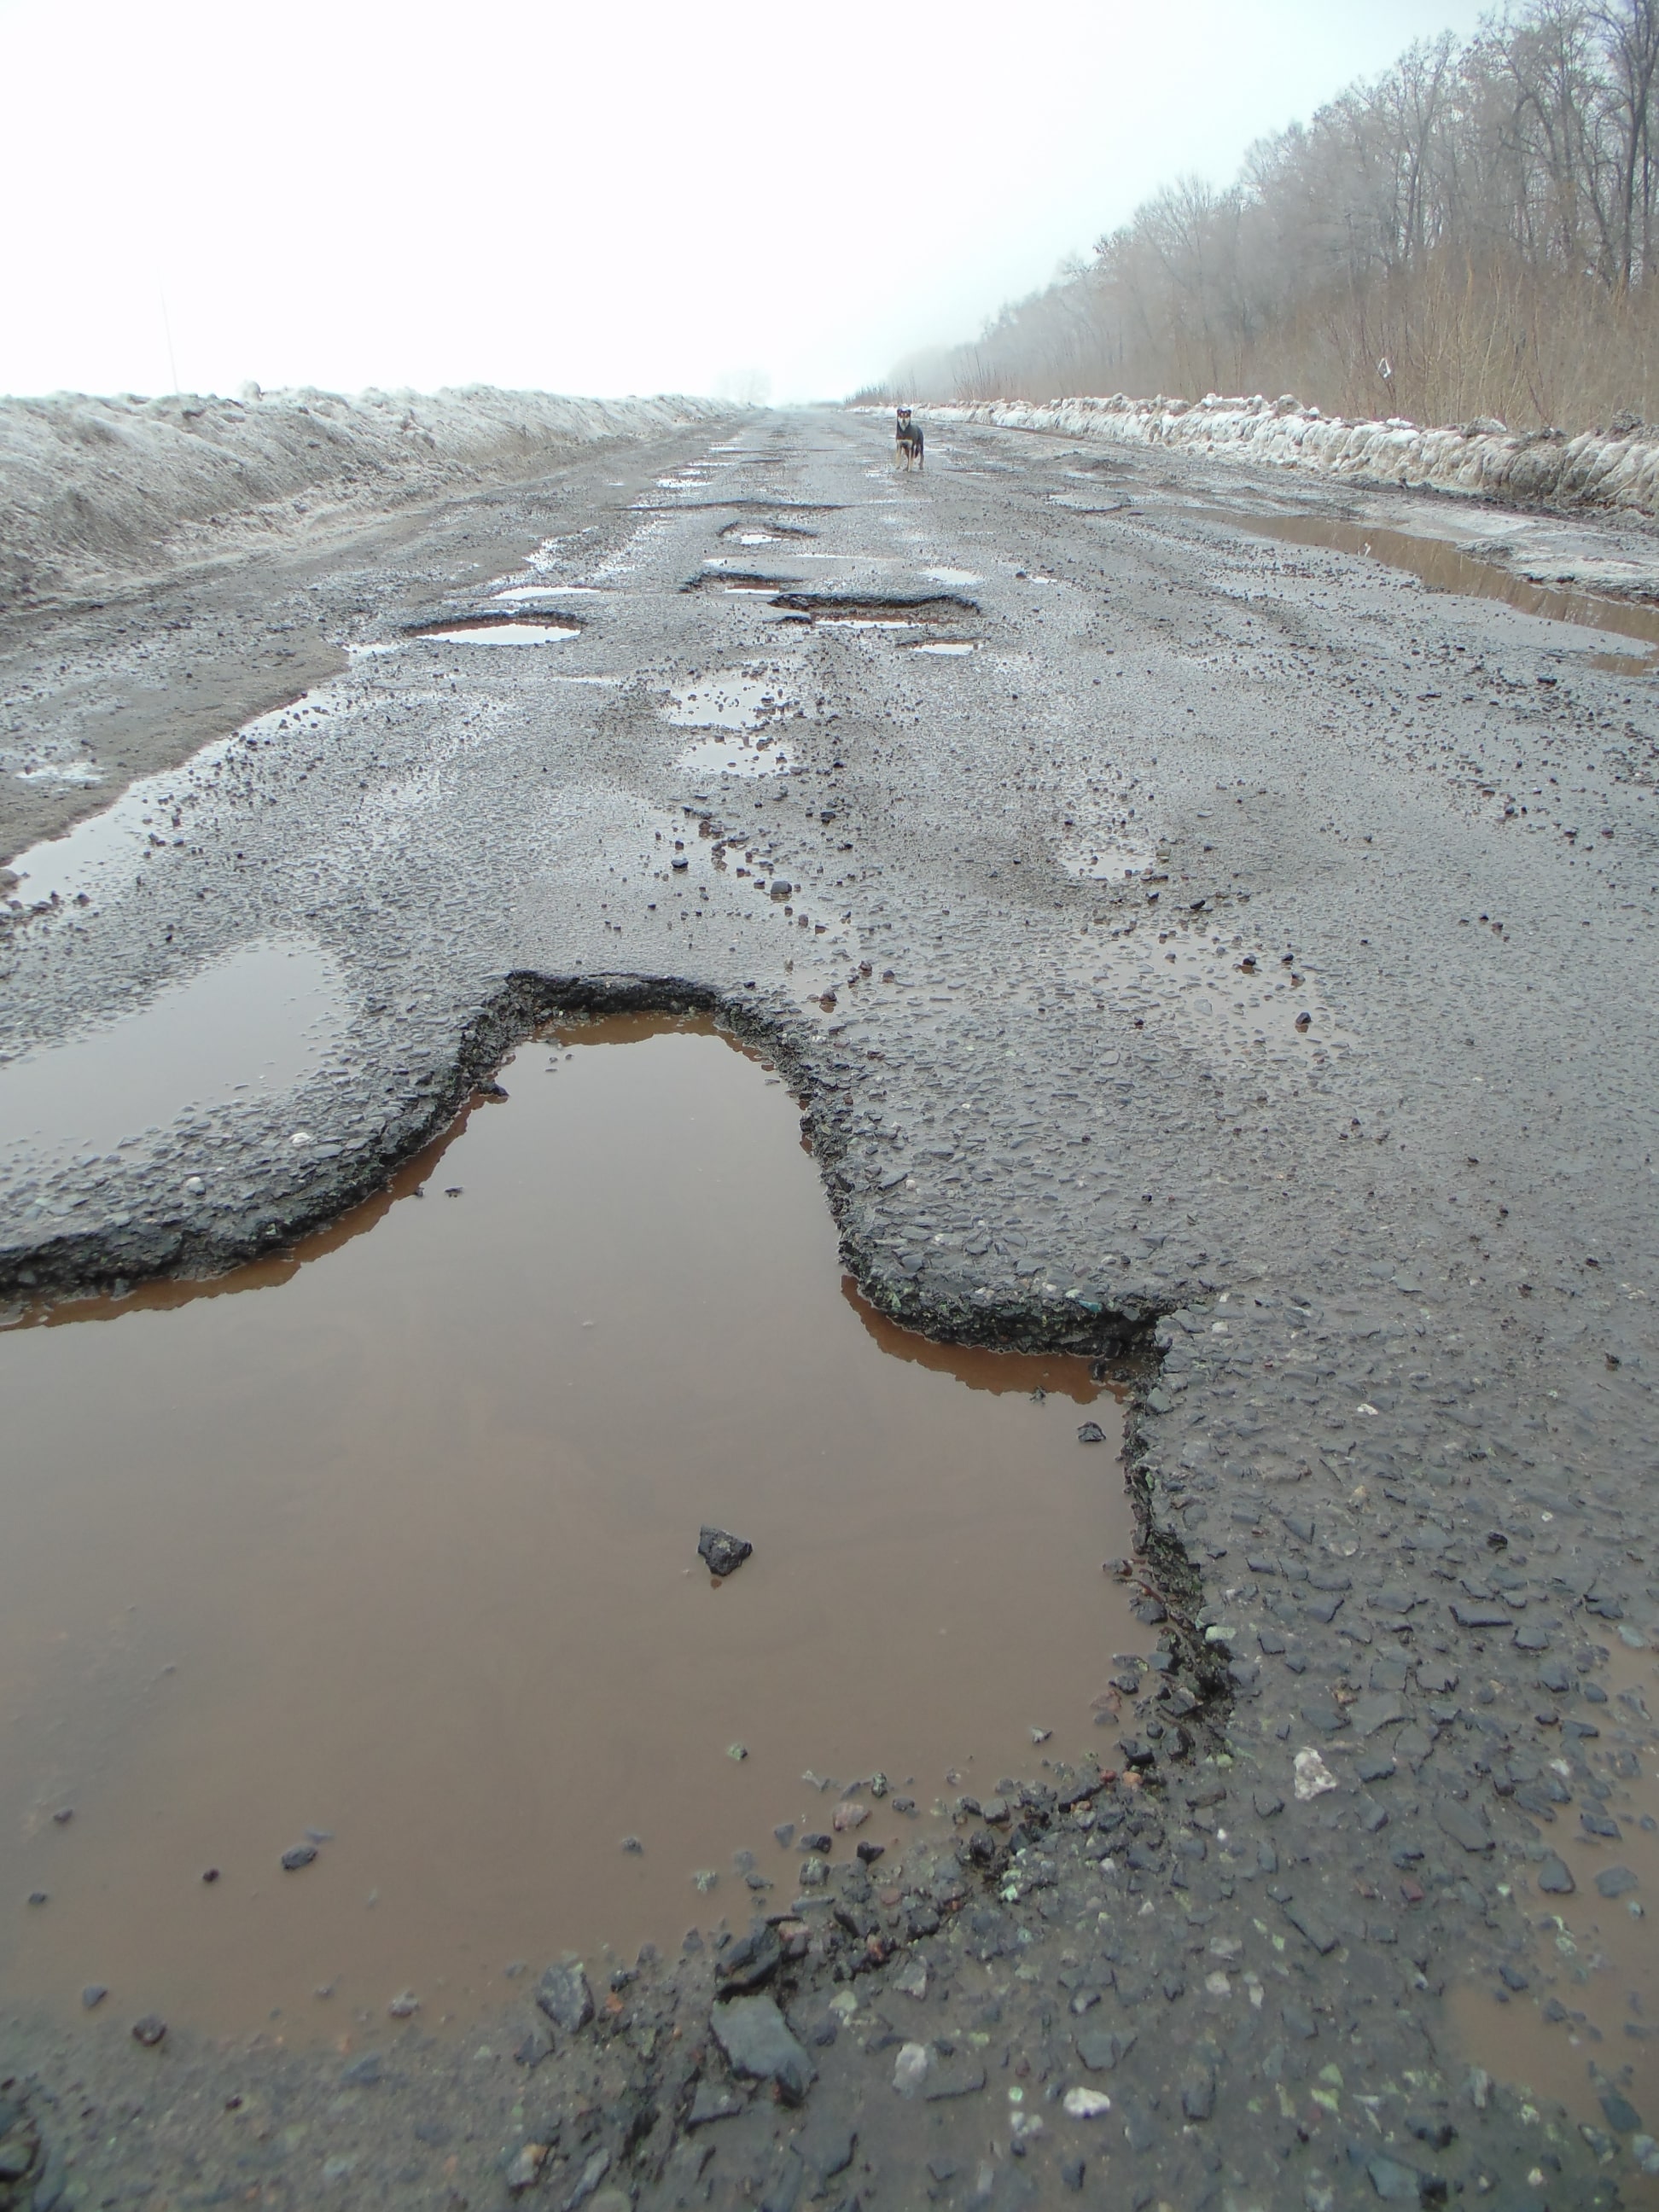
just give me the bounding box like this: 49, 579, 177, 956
895, 406, 924, 471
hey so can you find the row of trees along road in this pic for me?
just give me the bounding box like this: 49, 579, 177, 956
911, 0, 1659, 434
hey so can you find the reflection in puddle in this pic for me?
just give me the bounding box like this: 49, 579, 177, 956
660, 669, 800, 731
490, 585, 603, 602
413, 621, 580, 645
922, 568, 983, 587
0, 1019, 1137, 2034
677, 734, 794, 780
909, 641, 976, 657
1207, 507, 1659, 655
1450, 1636, 1659, 2156
0, 937, 346, 1163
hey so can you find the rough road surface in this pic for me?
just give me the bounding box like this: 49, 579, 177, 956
3, 408, 1659, 2210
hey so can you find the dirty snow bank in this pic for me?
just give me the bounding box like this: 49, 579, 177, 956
903, 393, 1659, 522
0, 386, 736, 606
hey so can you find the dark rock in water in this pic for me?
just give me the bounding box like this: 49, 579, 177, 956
536, 1959, 595, 2032
131, 2015, 167, 2047
280, 1843, 318, 1871
80, 1986, 108, 2011
1077, 1422, 1107, 1444
1595, 1864, 1638, 1898
709, 1994, 814, 2104
1537, 1855, 1575, 1894
1601, 2088, 1643, 2133
514, 2020, 554, 2068
699, 1527, 753, 1577
716, 1923, 783, 1994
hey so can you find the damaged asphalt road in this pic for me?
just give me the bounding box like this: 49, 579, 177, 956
3, 406, 1659, 2209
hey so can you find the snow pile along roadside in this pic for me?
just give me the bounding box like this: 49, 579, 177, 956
896, 393, 1659, 522
0, 386, 736, 607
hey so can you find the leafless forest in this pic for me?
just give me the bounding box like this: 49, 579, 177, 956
890, 0, 1659, 432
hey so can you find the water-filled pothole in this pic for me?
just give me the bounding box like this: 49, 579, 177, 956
660, 670, 802, 732
771, 593, 978, 630
685, 571, 801, 598
0, 1016, 1138, 2035
719, 520, 816, 546
1206, 507, 1659, 657
0, 937, 346, 1168
409, 614, 582, 645
489, 585, 604, 603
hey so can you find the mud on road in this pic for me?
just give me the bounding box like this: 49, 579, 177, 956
3, 408, 1659, 2209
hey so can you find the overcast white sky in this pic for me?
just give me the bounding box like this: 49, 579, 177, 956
0, 0, 1491, 405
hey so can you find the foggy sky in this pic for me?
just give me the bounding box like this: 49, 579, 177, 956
0, 0, 1493, 404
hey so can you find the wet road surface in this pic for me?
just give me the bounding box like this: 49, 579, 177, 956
3, 408, 1659, 2208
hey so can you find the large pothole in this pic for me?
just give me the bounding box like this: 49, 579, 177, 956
0, 1016, 1144, 2038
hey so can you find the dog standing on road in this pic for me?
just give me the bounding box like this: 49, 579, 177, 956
895, 406, 924, 471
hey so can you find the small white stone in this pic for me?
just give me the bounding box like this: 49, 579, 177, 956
1063, 2087, 1112, 2118
892, 2041, 930, 2096
1294, 1748, 1339, 1800
290, 1130, 314, 1147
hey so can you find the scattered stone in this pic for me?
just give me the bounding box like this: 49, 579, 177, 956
716, 1924, 782, 1993
341, 2051, 383, 2086
1077, 1423, 1107, 1444
698, 1527, 752, 1577
728, 1743, 748, 1762
1601, 2088, 1642, 2133
1282, 1899, 1338, 1954
709, 1994, 814, 2104
131, 2014, 167, 2047
506, 2141, 553, 2194
280, 1843, 317, 1871
387, 1990, 420, 2017
1367, 2151, 1442, 2202
1294, 1748, 1339, 1800
80, 1985, 108, 2010
687, 2081, 744, 2127
1595, 1865, 1639, 1899
564, 2146, 611, 2209
1062, 2087, 1112, 2118
832, 1802, 870, 1832
893, 2042, 930, 2097
1537, 1856, 1575, 1895
891, 1955, 928, 2000
537, 1960, 595, 2031
1435, 1800, 1493, 1853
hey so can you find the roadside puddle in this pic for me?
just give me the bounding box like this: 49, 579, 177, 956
1448, 1636, 1659, 2173
0, 936, 345, 1167
0, 1016, 1139, 2037
1202, 506, 1659, 657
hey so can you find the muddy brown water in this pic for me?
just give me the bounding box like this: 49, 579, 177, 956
1448, 1638, 1659, 2174
1203, 506, 1659, 664
0, 1016, 1138, 2039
